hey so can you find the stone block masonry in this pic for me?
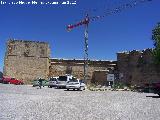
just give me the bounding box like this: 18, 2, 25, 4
4, 39, 160, 86
117, 49, 160, 86
49, 58, 117, 84
3, 39, 50, 84
3, 39, 117, 84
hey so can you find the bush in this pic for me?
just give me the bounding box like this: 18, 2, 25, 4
113, 82, 129, 89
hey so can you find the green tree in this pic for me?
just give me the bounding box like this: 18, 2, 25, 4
152, 23, 160, 64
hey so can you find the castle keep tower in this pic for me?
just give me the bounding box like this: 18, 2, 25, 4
3, 39, 50, 84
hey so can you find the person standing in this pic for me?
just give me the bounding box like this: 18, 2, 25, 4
39, 78, 43, 89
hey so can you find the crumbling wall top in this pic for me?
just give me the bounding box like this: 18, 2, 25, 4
8, 39, 48, 44
6, 39, 50, 58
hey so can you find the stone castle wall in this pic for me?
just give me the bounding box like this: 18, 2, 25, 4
3, 40, 117, 84
117, 49, 160, 85
49, 59, 117, 83
4, 40, 160, 85
4, 40, 50, 84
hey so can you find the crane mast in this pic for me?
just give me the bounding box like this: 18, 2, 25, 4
67, 14, 90, 82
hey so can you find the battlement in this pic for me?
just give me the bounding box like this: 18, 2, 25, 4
6, 39, 50, 58
117, 48, 153, 59
8, 39, 48, 44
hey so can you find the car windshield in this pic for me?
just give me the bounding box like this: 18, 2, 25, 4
58, 76, 67, 81
49, 78, 57, 81
80, 80, 84, 83
69, 78, 78, 82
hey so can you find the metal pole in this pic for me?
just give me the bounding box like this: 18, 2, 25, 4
84, 16, 89, 83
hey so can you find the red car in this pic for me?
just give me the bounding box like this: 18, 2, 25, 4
3, 77, 24, 85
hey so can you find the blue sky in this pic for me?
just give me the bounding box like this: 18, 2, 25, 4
0, 0, 160, 72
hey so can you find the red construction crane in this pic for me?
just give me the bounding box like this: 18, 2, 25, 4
67, 14, 90, 82
66, 0, 155, 82
67, 15, 90, 31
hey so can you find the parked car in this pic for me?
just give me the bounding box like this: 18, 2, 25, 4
2, 77, 10, 84
66, 79, 85, 91
10, 78, 24, 85
48, 77, 58, 88
0, 71, 3, 83
32, 79, 49, 87
57, 75, 73, 88
3, 77, 23, 85
149, 82, 160, 96
0, 77, 3, 83
141, 82, 160, 96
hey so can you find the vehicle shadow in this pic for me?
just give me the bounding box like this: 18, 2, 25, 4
64, 90, 81, 91
55, 87, 66, 89
146, 95, 160, 98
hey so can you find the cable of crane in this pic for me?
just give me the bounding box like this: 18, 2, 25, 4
66, 0, 155, 31
90, 0, 154, 21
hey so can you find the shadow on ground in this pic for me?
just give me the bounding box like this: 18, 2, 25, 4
146, 95, 160, 98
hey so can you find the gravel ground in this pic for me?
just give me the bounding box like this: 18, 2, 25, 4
0, 84, 160, 120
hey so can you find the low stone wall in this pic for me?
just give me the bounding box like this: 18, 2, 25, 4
49, 59, 117, 83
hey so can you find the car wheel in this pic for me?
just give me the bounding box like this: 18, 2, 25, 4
79, 87, 84, 91
78, 87, 81, 91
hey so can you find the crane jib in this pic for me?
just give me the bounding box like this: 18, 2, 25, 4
67, 18, 90, 31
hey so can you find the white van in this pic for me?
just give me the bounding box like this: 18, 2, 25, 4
56, 74, 73, 88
